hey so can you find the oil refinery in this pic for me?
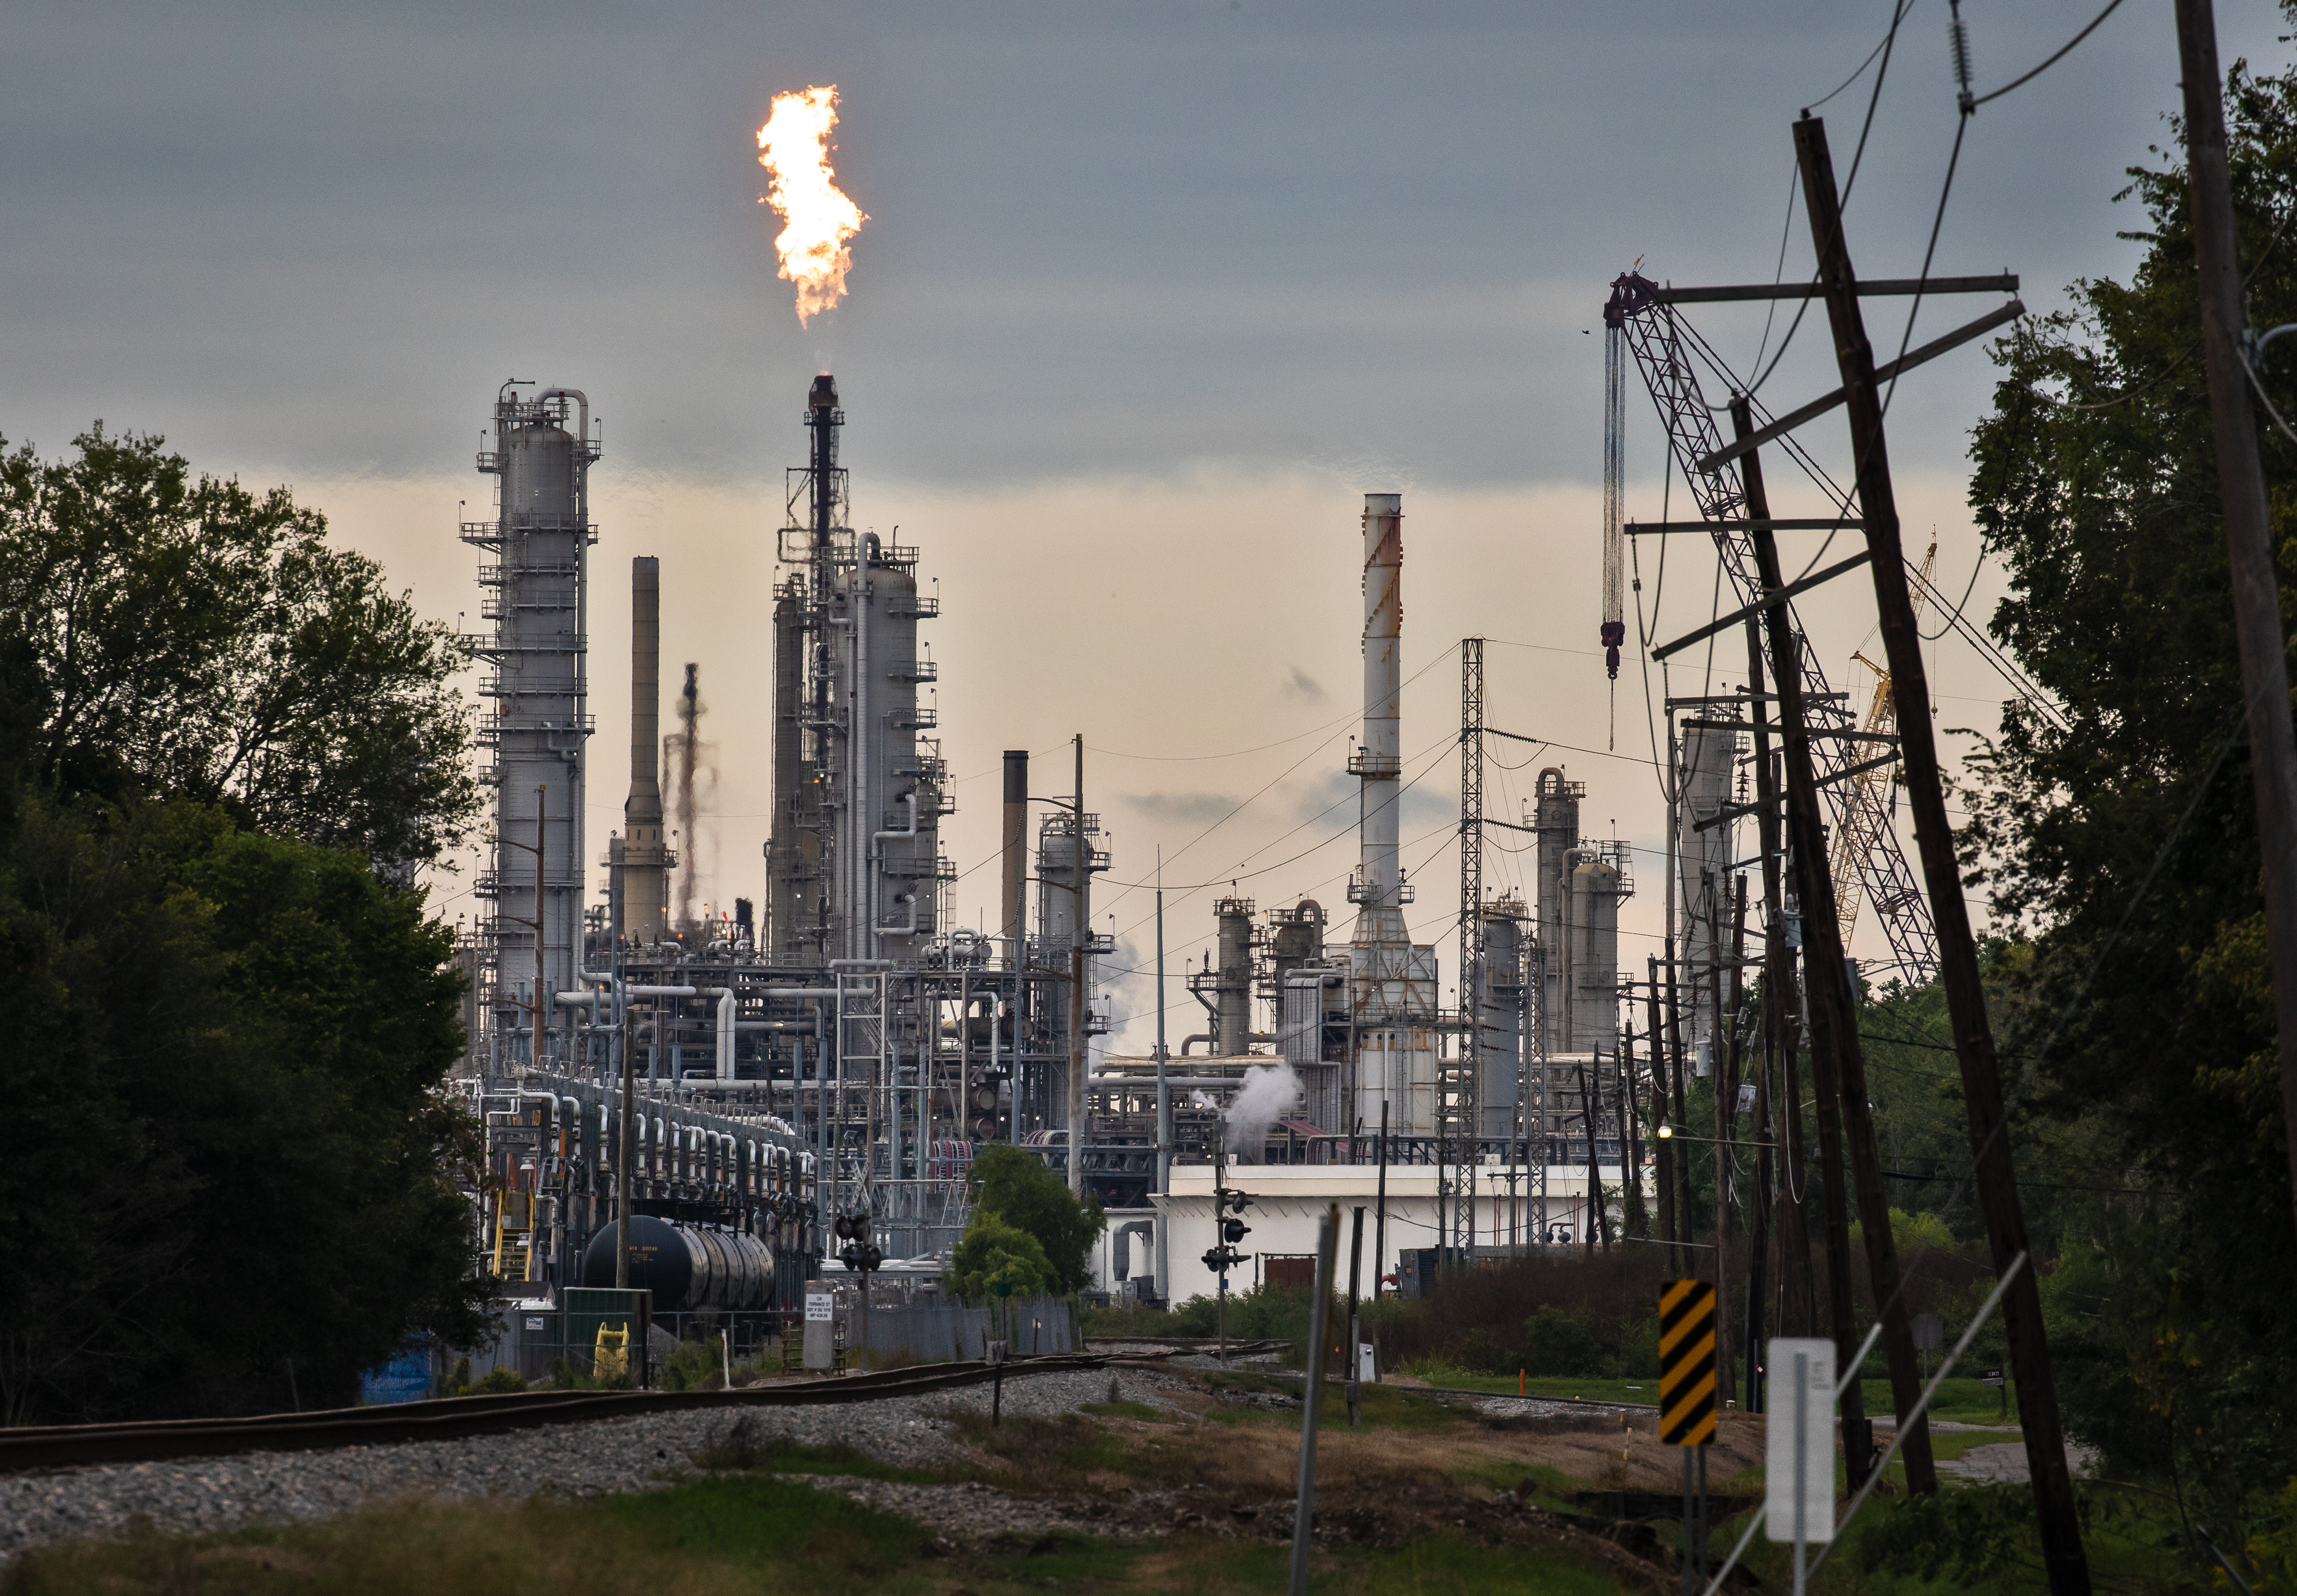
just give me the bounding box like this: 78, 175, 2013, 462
448, 365, 1674, 1349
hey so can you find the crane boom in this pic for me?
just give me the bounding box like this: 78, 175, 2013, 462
1603, 269, 1940, 987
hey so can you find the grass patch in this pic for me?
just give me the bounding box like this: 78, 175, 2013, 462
946, 1408, 1142, 1493
3, 1483, 1657, 1595
1407, 1372, 1660, 1407
3, 1476, 935, 1595
689, 1415, 950, 1483
1080, 1399, 1167, 1421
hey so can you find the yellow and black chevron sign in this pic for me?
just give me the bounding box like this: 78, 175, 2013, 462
1659, 1279, 1718, 1447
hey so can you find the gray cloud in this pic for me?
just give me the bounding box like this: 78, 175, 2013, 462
1123, 791, 1243, 825
1, 0, 2259, 491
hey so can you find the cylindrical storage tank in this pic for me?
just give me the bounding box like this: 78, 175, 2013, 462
580, 1215, 775, 1313
725, 1228, 775, 1308
1568, 854, 1622, 1056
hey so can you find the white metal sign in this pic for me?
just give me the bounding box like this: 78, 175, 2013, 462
1765, 1338, 1837, 1544
805, 1292, 834, 1323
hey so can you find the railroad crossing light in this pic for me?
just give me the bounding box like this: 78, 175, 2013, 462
1222, 1217, 1250, 1245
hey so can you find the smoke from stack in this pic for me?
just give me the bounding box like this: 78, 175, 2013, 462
668, 661, 711, 931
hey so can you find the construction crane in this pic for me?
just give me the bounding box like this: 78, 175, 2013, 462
1602, 268, 1940, 986
1830, 544, 1935, 951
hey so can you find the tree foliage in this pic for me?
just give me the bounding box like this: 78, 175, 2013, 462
0, 795, 492, 1423
945, 1213, 1059, 1301
1959, 27, 2297, 1520
0, 425, 477, 878
962, 1144, 1105, 1295
0, 427, 490, 1423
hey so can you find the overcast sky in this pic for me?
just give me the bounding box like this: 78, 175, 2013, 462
6, 1, 2279, 1052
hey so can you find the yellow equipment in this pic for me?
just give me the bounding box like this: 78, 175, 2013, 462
1830, 543, 1936, 948
594, 1323, 630, 1383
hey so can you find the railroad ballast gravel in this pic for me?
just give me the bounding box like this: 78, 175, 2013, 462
0, 1366, 1189, 1562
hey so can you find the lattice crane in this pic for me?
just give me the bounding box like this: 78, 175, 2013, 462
1828, 544, 1935, 951
1602, 269, 1940, 986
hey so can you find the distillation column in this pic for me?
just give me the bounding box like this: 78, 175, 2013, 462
469, 383, 596, 1074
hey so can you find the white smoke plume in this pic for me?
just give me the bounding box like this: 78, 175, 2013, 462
1223, 1061, 1303, 1164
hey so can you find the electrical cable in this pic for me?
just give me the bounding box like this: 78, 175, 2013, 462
1917, 547, 1986, 642
1837, 0, 1915, 210
1967, 0, 2129, 110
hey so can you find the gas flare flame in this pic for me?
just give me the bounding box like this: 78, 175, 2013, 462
756, 85, 866, 326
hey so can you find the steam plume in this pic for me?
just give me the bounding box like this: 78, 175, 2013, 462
1223, 1062, 1303, 1164
667, 661, 713, 931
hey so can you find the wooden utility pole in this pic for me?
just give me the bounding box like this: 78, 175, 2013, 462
1664, 954, 1692, 1249
1707, 893, 1737, 1409
1622, 1026, 1650, 1238
1577, 1056, 1607, 1252
1647, 963, 1680, 1270
1794, 113, 2078, 1576
1727, 398, 1887, 1490
1741, 619, 1799, 1368
2178, 0, 2297, 1237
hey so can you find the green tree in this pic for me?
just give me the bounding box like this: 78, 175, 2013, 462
0, 425, 477, 878
964, 1144, 1104, 1293
946, 1213, 1059, 1300
1958, 21, 2297, 1520
0, 793, 492, 1424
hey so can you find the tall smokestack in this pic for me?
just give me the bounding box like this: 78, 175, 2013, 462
1001, 750, 1028, 969
1354, 493, 1406, 946
621, 556, 669, 943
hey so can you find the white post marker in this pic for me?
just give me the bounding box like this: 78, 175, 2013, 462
803, 1288, 836, 1371
1766, 1338, 1836, 1596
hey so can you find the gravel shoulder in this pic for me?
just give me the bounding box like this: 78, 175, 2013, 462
0, 1366, 1189, 1563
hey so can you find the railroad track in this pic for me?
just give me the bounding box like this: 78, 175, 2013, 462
0, 1353, 1117, 1476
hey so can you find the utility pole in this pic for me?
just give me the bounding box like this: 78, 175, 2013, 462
1728, 398, 1888, 1489
1648, 958, 1679, 1270
1743, 621, 1813, 1347
1155, 855, 1171, 1299
1622, 1025, 1650, 1237
1793, 115, 2070, 1563
1707, 894, 1736, 1411
2178, 0, 2297, 1237
1068, 734, 1088, 1199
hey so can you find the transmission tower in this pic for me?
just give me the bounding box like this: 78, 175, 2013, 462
1442, 638, 1485, 1272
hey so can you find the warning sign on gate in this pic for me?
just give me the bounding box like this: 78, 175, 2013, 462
1660, 1279, 1718, 1447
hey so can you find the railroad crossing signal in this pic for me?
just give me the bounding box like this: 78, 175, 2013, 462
1660, 1279, 1718, 1447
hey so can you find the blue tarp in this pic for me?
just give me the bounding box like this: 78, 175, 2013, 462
359, 1349, 431, 1405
